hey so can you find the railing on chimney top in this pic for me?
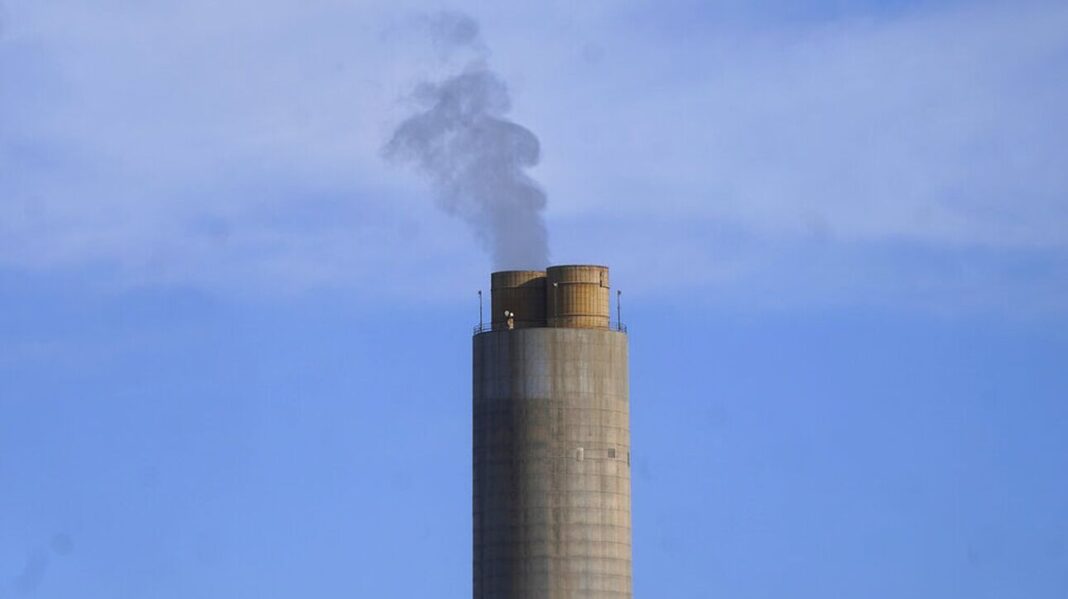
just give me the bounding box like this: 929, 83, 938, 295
472, 321, 627, 336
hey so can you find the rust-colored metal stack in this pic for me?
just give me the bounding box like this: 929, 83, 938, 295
490, 265, 611, 331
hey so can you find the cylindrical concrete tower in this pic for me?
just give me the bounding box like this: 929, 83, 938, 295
473, 265, 631, 598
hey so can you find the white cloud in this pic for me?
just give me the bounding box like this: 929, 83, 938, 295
505, 1, 1068, 248
0, 1, 1065, 311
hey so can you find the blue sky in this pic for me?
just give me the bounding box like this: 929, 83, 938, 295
2, 1, 1067, 597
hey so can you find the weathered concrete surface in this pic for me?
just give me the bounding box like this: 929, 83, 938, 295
473, 328, 631, 598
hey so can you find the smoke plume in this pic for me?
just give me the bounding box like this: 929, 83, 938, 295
384, 12, 549, 270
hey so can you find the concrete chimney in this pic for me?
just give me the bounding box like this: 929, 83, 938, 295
473, 265, 632, 597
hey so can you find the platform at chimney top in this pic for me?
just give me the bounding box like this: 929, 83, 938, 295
474, 265, 626, 334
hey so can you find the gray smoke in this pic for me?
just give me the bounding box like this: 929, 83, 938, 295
384, 12, 549, 270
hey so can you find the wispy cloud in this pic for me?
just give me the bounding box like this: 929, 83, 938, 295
0, 1, 1064, 311
522, 1, 1068, 247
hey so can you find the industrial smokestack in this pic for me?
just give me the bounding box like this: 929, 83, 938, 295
384, 12, 549, 270
473, 265, 632, 597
